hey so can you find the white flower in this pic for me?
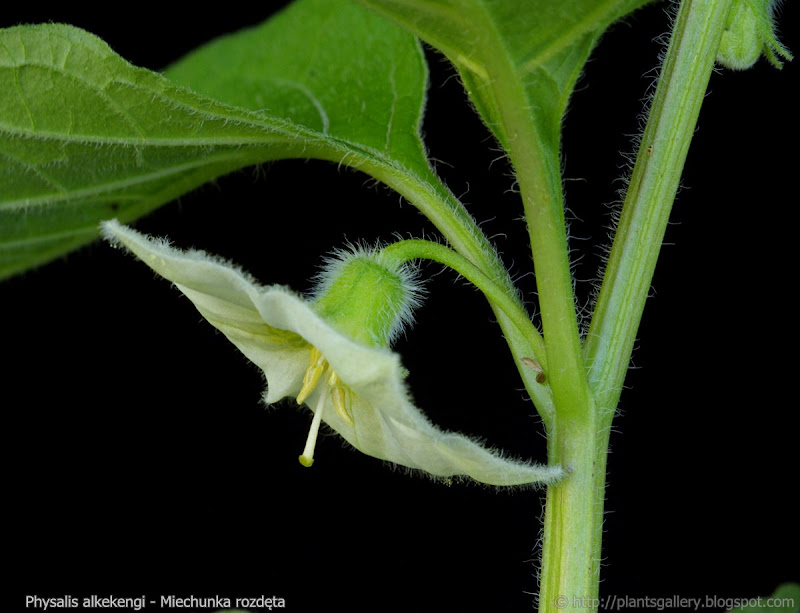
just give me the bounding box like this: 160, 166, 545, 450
102, 220, 562, 486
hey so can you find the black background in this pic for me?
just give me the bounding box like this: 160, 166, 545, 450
5, 2, 798, 611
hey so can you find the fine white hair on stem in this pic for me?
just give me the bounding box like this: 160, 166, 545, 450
582, 0, 680, 340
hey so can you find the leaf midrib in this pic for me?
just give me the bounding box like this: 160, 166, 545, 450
0, 149, 265, 209
0, 224, 98, 248
0, 127, 302, 147
0, 60, 312, 140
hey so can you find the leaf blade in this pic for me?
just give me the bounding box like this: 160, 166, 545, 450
0, 0, 433, 279
165, 0, 431, 176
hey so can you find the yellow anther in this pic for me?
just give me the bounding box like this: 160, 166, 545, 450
327, 371, 354, 426
331, 386, 353, 426
296, 346, 328, 405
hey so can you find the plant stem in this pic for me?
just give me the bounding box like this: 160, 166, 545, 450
484, 56, 592, 424
468, 18, 600, 606
584, 0, 734, 417
539, 410, 604, 610
538, 1, 734, 610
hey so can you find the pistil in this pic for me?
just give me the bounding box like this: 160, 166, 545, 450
296, 347, 355, 466
298, 390, 327, 467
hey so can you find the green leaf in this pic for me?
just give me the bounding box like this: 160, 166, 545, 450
0, 0, 431, 279
164, 0, 430, 177
357, 0, 652, 155
729, 583, 800, 613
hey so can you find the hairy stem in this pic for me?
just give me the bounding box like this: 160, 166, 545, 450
584, 0, 734, 420
537, 1, 735, 611
485, 60, 592, 423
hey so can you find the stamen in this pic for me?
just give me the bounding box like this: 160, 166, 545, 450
296, 347, 354, 466
328, 371, 354, 426
298, 388, 327, 468
297, 346, 328, 405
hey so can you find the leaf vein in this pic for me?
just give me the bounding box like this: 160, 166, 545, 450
0, 147, 68, 194
0, 149, 263, 210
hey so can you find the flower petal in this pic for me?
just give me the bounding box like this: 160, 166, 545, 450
102, 220, 312, 397
103, 220, 562, 486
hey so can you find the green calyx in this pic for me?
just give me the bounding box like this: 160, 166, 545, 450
311, 247, 421, 348
717, 0, 793, 70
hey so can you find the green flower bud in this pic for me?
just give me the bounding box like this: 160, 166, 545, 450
717, 0, 793, 70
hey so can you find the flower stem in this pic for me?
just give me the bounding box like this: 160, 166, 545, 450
367, 164, 556, 425
538, 1, 734, 610
381, 239, 547, 368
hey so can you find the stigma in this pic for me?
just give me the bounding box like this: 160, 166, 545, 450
297, 346, 354, 467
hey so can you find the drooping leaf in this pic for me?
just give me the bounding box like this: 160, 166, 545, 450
0, 0, 431, 279
357, 0, 653, 157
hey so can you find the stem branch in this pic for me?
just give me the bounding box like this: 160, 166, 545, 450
584, 0, 734, 418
